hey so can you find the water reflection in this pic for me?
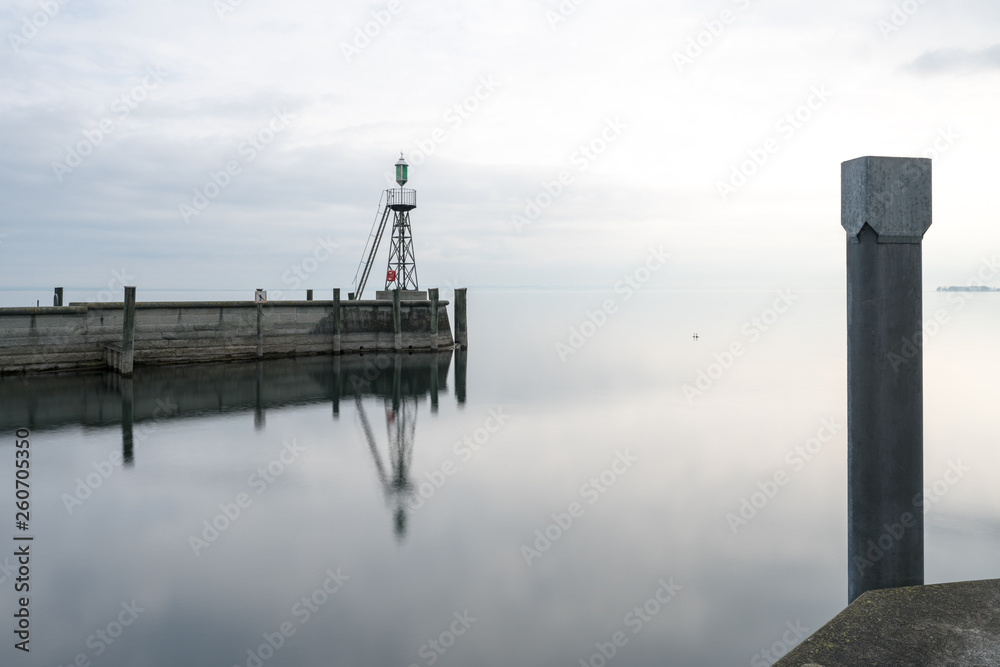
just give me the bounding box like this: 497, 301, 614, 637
1, 291, 997, 666
121, 377, 135, 466
0, 350, 458, 476
340, 352, 455, 541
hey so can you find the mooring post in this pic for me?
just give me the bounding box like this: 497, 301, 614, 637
348, 292, 355, 301
454, 287, 468, 349
121, 286, 136, 377
843, 156, 931, 602
256, 300, 264, 360
54, 287, 63, 307
333, 288, 342, 355
429, 288, 439, 351
393, 288, 402, 351
306, 289, 313, 301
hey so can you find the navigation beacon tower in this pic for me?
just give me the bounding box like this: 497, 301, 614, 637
354, 154, 421, 298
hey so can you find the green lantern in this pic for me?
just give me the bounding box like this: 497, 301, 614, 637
395, 153, 408, 187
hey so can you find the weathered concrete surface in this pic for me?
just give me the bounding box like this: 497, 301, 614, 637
376, 290, 427, 300
843, 156, 931, 601
842, 156, 932, 243
775, 579, 1000, 666
0, 299, 454, 374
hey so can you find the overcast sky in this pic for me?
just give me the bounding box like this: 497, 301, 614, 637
2, 0, 999, 299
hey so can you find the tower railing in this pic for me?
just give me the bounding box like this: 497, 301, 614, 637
387, 188, 417, 210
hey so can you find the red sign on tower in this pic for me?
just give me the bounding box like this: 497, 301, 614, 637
386, 270, 397, 283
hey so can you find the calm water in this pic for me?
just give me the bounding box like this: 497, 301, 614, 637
2, 290, 999, 666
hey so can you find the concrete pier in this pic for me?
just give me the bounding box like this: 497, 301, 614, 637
843, 156, 931, 601
454, 288, 468, 349
121, 286, 136, 377
0, 295, 455, 374
377, 289, 426, 300
775, 579, 1000, 665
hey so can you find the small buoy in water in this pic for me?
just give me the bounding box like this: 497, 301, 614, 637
692, 333, 699, 341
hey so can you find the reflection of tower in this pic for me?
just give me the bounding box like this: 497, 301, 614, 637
354, 356, 418, 540
353, 154, 419, 297
333, 351, 460, 540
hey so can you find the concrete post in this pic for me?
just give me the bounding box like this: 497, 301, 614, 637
843, 156, 932, 603
121, 377, 134, 466
429, 288, 439, 351
306, 289, 313, 301
393, 289, 402, 351
348, 292, 355, 301
121, 286, 136, 377
54, 287, 63, 307
333, 288, 342, 355
454, 288, 468, 349
256, 302, 264, 360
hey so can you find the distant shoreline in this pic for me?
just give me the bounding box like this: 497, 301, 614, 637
936, 286, 1000, 292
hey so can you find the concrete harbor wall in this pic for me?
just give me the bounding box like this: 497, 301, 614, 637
0, 298, 454, 375
775, 578, 1000, 665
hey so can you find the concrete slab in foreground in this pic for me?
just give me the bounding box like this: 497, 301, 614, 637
776, 579, 1000, 666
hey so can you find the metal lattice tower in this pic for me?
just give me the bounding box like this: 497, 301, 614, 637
353, 153, 419, 297
385, 155, 418, 290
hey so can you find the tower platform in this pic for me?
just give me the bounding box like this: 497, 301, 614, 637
376, 290, 427, 300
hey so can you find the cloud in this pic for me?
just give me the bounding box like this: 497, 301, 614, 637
906, 44, 1000, 74
2, 2, 1000, 298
